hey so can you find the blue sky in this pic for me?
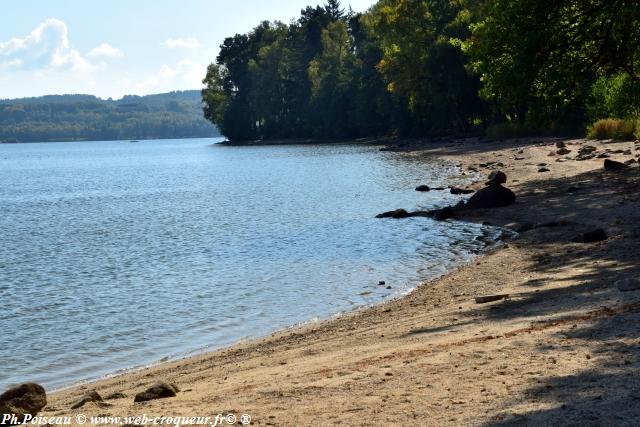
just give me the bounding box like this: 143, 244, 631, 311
0, 0, 376, 99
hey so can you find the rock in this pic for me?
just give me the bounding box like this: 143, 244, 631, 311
574, 228, 607, 243
432, 206, 454, 221
466, 184, 516, 209
604, 159, 628, 171
624, 159, 636, 165
475, 294, 509, 304
415, 185, 430, 192
538, 167, 550, 172
450, 187, 474, 195
0, 383, 47, 425
71, 390, 102, 409
580, 145, 597, 154
616, 278, 640, 292
597, 153, 610, 158
376, 209, 410, 219
486, 170, 507, 185
567, 186, 580, 193
557, 148, 571, 155
556, 141, 566, 148
133, 382, 179, 403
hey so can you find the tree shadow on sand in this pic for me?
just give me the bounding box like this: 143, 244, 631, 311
456, 164, 640, 425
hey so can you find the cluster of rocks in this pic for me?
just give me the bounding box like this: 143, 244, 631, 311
378, 170, 516, 221
0, 380, 180, 424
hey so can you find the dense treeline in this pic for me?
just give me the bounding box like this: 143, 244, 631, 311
0, 91, 219, 143
202, 0, 640, 142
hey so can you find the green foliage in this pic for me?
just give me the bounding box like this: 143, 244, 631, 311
0, 91, 218, 143
587, 74, 640, 121
202, 0, 640, 142
369, 0, 484, 135
466, 0, 640, 129
587, 118, 637, 140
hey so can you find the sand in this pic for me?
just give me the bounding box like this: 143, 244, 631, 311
40, 137, 640, 426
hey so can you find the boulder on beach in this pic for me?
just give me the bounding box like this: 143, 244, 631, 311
133, 382, 179, 403
604, 159, 628, 171
557, 147, 571, 155
486, 170, 507, 185
415, 185, 430, 192
466, 184, 516, 209
0, 383, 47, 425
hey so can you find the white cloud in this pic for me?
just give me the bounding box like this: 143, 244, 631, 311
162, 37, 201, 49
87, 43, 124, 58
0, 18, 90, 72
137, 59, 206, 93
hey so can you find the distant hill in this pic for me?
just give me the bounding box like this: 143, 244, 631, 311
0, 90, 219, 143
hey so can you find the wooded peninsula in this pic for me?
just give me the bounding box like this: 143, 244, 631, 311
202, 0, 640, 142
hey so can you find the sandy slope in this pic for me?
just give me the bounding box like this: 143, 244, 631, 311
41, 137, 640, 426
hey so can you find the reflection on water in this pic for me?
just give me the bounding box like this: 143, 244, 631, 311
0, 138, 498, 390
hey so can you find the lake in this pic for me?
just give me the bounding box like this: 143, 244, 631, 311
0, 138, 499, 390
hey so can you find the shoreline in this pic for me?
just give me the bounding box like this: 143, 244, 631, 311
40, 136, 640, 425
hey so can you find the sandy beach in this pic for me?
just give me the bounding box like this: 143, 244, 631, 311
40, 137, 640, 426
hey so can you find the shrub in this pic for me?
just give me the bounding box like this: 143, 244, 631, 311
587, 118, 637, 140
587, 74, 640, 121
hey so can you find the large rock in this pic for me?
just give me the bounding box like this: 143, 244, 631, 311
415, 185, 430, 192
604, 159, 628, 171
0, 383, 47, 425
133, 382, 179, 403
486, 170, 507, 185
466, 184, 516, 209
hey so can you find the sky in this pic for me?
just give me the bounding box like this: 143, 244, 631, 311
0, 0, 376, 100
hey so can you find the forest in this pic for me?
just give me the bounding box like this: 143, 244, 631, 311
202, 0, 640, 142
0, 91, 219, 143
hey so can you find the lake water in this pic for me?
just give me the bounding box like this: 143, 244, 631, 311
0, 138, 499, 391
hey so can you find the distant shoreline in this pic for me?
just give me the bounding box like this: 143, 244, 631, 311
0, 135, 221, 144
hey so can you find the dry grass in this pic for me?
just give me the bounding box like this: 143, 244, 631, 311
587, 118, 637, 140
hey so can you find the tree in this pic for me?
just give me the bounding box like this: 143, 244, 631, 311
466, 0, 640, 128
